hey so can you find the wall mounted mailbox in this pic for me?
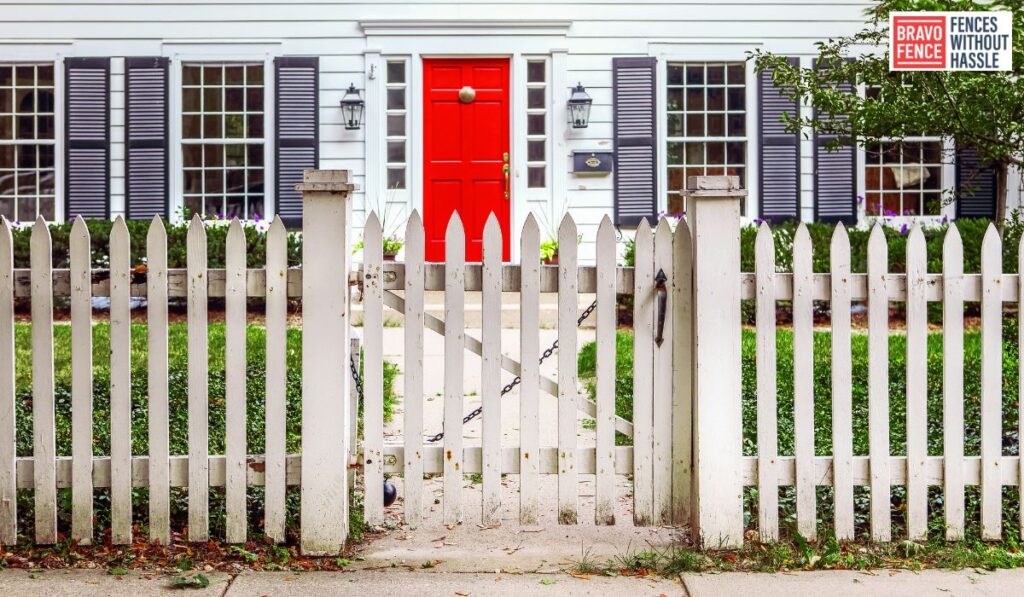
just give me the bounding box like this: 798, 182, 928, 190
571, 150, 613, 176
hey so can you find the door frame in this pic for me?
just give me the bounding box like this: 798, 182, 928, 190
362, 22, 571, 262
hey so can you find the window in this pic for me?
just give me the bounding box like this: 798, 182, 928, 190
863, 85, 945, 217
525, 59, 547, 189
0, 63, 56, 221
181, 63, 264, 219
665, 62, 746, 212
385, 60, 408, 190
864, 141, 944, 216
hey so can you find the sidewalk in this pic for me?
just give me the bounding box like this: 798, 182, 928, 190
0, 568, 1020, 596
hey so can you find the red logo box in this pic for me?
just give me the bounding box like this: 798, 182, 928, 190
892, 15, 947, 69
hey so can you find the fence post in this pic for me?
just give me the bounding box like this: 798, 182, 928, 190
298, 170, 356, 555
685, 175, 745, 548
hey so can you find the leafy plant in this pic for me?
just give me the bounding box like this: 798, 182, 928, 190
540, 238, 558, 263
168, 574, 210, 589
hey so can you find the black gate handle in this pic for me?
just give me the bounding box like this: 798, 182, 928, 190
655, 269, 668, 347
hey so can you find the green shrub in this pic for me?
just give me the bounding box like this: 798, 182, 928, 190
9, 219, 302, 269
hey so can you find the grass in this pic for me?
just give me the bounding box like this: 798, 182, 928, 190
10, 321, 399, 543
579, 321, 1024, 551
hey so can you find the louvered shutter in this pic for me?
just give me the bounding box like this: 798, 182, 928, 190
65, 57, 110, 220
125, 57, 169, 219
813, 60, 856, 224
275, 57, 319, 227
759, 57, 800, 221
955, 146, 997, 218
613, 57, 657, 226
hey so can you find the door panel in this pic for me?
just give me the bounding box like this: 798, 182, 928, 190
423, 58, 511, 262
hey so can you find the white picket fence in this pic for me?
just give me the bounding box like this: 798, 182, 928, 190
749, 220, 1022, 544
2, 170, 1022, 552
358, 209, 691, 528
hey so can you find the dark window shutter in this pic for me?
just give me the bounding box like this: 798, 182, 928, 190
759, 57, 800, 222
955, 146, 997, 218
65, 57, 110, 220
275, 57, 319, 227
813, 60, 856, 224
612, 57, 657, 226
125, 57, 169, 220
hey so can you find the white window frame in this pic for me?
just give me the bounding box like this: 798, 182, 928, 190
0, 61, 58, 223
524, 56, 550, 197
180, 61, 268, 220
164, 42, 279, 223
0, 42, 69, 222
383, 57, 410, 200
652, 44, 761, 220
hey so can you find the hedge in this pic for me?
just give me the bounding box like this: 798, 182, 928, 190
7, 219, 302, 269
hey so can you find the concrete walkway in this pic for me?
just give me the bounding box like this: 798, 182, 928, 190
1, 568, 1021, 596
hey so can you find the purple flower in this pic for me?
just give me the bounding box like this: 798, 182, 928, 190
883, 209, 897, 218
753, 217, 765, 225
856, 194, 865, 204
941, 215, 950, 225
900, 223, 909, 235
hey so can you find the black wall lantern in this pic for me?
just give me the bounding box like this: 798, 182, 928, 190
567, 82, 592, 129
340, 83, 365, 130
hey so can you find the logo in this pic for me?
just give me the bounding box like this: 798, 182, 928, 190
890, 12, 1013, 71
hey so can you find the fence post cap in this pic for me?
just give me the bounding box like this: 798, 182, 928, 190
295, 169, 358, 194
682, 175, 747, 198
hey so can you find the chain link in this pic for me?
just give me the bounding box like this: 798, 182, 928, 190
347, 299, 600, 444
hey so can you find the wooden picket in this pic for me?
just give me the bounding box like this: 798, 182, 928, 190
980, 225, 1002, 540
519, 214, 541, 525
671, 218, 693, 526
943, 224, 965, 541
443, 214, 465, 526
403, 211, 425, 527
109, 217, 133, 545
187, 214, 210, 542
792, 224, 815, 540
147, 217, 171, 545
905, 224, 928, 541
830, 223, 854, 541
32, 217, 56, 544
652, 219, 674, 525
225, 219, 247, 544
632, 219, 654, 526
264, 217, 288, 543
594, 216, 616, 525
557, 214, 578, 525
867, 224, 891, 542
0, 218, 13, 546
754, 223, 778, 542
363, 212, 384, 526
70, 216, 93, 544
481, 214, 502, 526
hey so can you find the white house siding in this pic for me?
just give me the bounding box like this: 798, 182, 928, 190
0, 1, 878, 261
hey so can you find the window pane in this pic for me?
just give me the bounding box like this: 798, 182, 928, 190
387, 141, 406, 163
528, 166, 545, 188
707, 65, 725, 85
0, 199, 12, 220
528, 139, 545, 162
527, 88, 545, 109
0, 67, 12, 87
226, 169, 245, 194
205, 144, 224, 167
184, 170, 202, 194
15, 66, 33, 86
667, 89, 683, 111
204, 169, 224, 194
387, 114, 405, 137
727, 64, 745, 85
246, 88, 263, 111
204, 88, 222, 112
36, 115, 54, 140
247, 168, 264, 193
184, 196, 202, 217
247, 144, 263, 167
685, 65, 703, 85
727, 88, 745, 111
667, 65, 684, 85
37, 89, 54, 113
528, 113, 545, 136
225, 66, 244, 85
0, 116, 11, 140
387, 61, 405, 84
17, 145, 36, 169
686, 88, 703, 111
246, 65, 263, 86
247, 114, 263, 137
387, 88, 405, 110
726, 141, 745, 164
667, 142, 684, 165
685, 114, 703, 137
226, 144, 245, 167
225, 87, 244, 111
182, 115, 201, 139
204, 114, 222, 138
204, 65, 222, 85
0, 146, 11, 168
527, 61, 545, 83
727, 113, 746, 137
248, 195, 264, 219
204, 196, 224, 218
707, 114, 725, 136
17, 197, 34, 219
183, 87, 201, 112
225, 196, 245, 219
39, 169, 54, 195
667, 114, 684, 137
387, 167, 406, 189
0, 89, 10, 113
707, 143, 725, 165
707, 88, 725, 111
182, 66, 201, 86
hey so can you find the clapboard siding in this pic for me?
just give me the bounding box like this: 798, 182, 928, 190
0, 1, 871, 260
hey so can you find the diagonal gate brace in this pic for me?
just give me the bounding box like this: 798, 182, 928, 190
382, 290, 634, 438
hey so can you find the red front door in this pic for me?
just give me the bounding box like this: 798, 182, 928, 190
423, 58, 511, 262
